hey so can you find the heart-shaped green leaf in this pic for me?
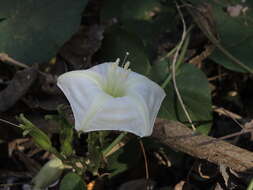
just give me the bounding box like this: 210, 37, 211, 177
0, 0, 88, 64
159, 63, 212, 134
149, 59, 169, 83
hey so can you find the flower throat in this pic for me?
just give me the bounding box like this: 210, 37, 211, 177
103, 58, 131, 98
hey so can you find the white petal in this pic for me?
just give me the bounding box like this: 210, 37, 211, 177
126, 72, 166, 135
89, 62, 115, 79
57, 70, 106, 129
84, 96, 147, 137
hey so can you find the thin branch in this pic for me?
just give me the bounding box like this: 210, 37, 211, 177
0, 53, 28, 68
0, 53, 47, 77
139, 139, 149, 179
0, 118, 19, 127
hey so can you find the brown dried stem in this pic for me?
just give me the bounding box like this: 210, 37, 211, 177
152, 119, 253, 173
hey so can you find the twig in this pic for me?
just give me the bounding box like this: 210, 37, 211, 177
0, 53, 28, 68
213, 106, 242, 119
198, 128, 253, 146
139, 139, 149, 179
208, 73, 227, 81
0, 53, 48, 77
152, 119, 253, 172
0, 118, 19, 127
102, 132, 127, 157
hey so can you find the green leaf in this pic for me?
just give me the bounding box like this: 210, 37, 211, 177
101, 0, 161, 21
101, 0, 177, 58
60, 173, 87, 190
97, 26, 151, 75
159, 64, 212, 134
0, 0, 88, 64
210, 0, 253, 72
189, 0, 253, 72
149, 59, 169, 83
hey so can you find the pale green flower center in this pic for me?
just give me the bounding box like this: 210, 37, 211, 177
102, 59, 130, 98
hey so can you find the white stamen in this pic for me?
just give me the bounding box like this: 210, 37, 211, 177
124, 61, 130, 70
104, 58, 132, 97
115, 58, 120, 65
122, 52, 130, 67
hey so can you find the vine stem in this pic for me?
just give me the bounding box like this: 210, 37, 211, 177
161, 35, 190, 89
161, 3, 196, 130
102, 132, 127, 157
172, 3, 195, 130
160, 24, 193, 89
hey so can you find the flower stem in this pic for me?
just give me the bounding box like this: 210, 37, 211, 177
102, 132, 127, 157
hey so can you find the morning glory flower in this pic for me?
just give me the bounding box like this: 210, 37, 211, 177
57, 60, 166, 137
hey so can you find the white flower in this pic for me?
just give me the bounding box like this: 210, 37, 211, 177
57, 60, 166, 137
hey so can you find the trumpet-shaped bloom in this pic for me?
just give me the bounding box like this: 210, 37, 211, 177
57, 61, 166, 137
